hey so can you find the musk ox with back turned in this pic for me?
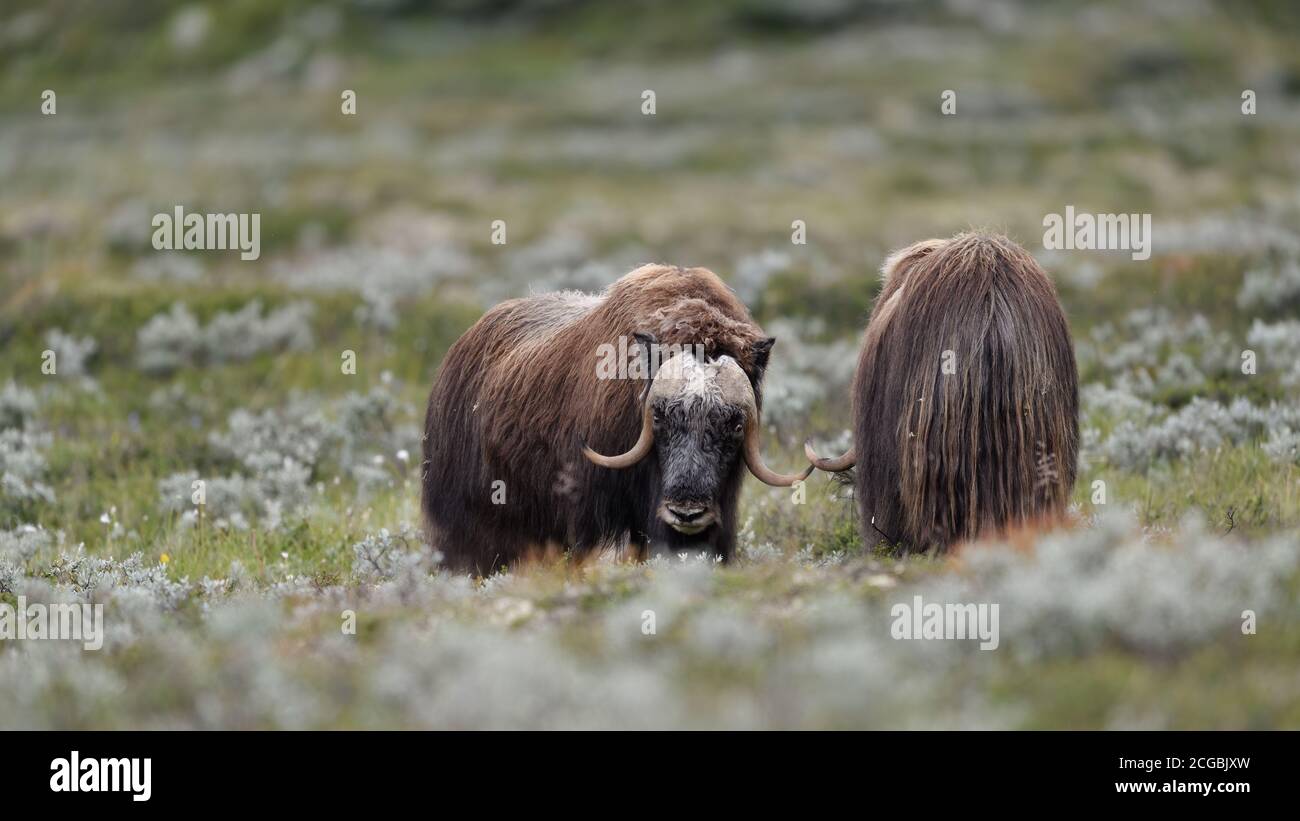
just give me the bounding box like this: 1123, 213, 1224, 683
422, 263, 809, 574
807, 232, 1079, 551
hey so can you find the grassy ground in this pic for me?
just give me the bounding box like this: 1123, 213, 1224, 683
1, 0, 1299, 728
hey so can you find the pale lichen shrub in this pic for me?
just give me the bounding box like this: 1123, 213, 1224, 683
42, 550, 193, 611
929, 509, 1300, 660
155, 385, 419, 530
135, 302, 201, 374
0, 383, 54, 516
42, 328, 97, 382
203, 300, 314, 362
1080, 383, 1159, 426
0, 523, 54, 563
0, 524, 54, 593
1096, 396, 1300, 471
157, 467, 311, 532
1263, 428, 1300, 466
136, 300, 315, 375
0, 381, 39, 430
1238, 257, 1300, 315
1082, 309, 1236, 400
273, 243, 473, 328
1247, 319, 1300, 388
760, 317, 857, 428
351, 523, 438, 585
0, 386, 54, 514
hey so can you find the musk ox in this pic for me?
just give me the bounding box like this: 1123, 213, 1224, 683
806, 232, 1078, 551
422, 264, 810, 574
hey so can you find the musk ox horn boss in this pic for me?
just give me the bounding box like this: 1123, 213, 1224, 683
805, 232, 1079, 551
422, 264, 811, 574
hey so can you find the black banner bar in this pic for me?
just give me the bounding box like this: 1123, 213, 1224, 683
2, 731, 1290, 808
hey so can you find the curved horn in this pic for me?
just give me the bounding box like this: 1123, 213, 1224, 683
804, 440, 856, 472
743, 417, 814, 487
583, 402, 654, 469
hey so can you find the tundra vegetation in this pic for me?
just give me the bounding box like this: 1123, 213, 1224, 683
1, 0, 1299, 728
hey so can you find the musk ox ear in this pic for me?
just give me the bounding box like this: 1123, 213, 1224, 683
751, 336, 776, 375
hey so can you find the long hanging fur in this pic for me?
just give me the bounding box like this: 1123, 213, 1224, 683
852, 232, 1078, 551
421, 264, 771, 574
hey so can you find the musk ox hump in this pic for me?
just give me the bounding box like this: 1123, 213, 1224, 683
606, 264, 767, 376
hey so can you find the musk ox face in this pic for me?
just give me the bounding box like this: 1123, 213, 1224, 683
649, 353, 750, 535
583, 341, 812, 541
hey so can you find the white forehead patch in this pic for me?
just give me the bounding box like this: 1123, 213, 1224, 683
679, 352, 721, 398
654, 350, 721, 402
651, 352, 754, 411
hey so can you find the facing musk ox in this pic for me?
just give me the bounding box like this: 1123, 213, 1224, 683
806, 232, 1078, 551
422, 264, 810, 574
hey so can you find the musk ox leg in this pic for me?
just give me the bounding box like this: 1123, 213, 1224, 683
624, 536, 649, 562
428, 519, 528, 576
711, 496, 738, 562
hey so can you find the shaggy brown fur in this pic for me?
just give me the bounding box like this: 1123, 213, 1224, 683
421, 264, 772, 574
819, 232, 1078, 551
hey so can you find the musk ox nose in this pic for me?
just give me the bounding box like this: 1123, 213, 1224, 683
666, 504, 705, 523
659, 501, 715, 534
